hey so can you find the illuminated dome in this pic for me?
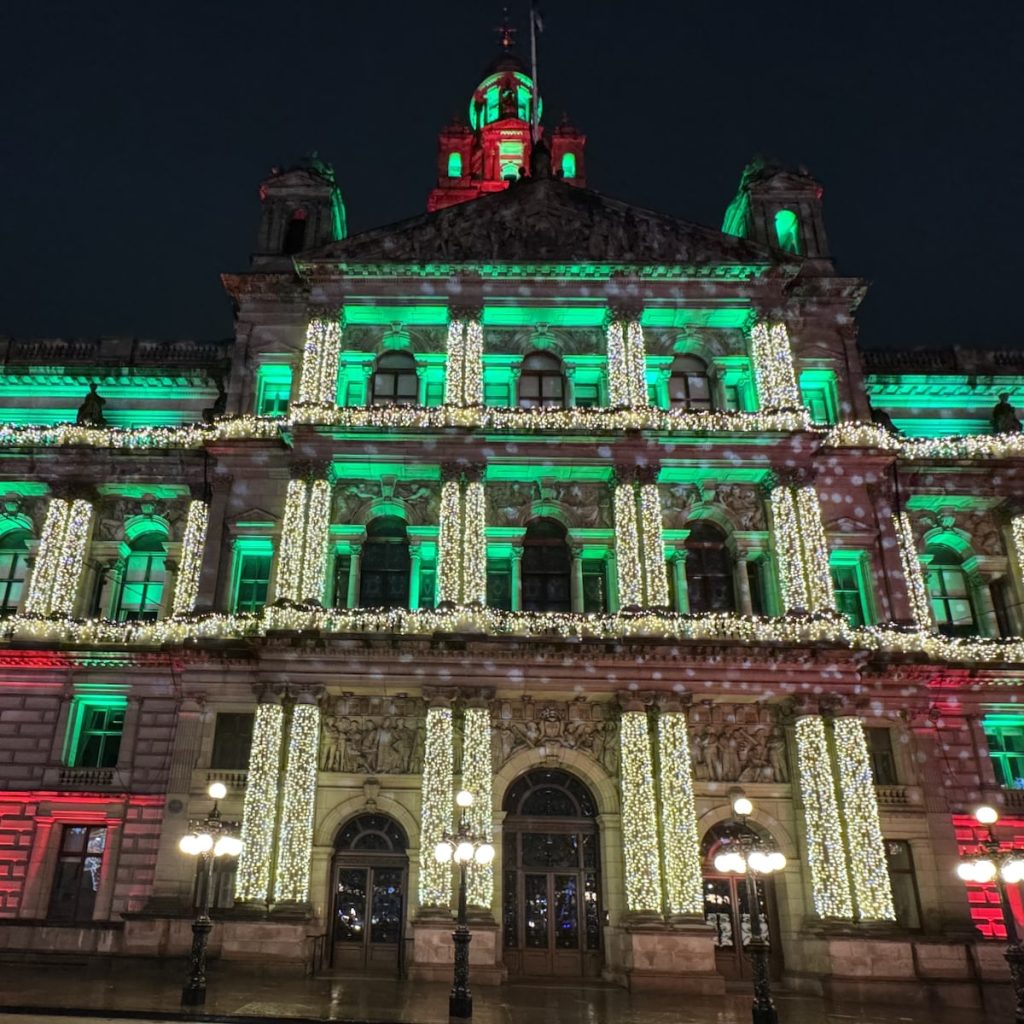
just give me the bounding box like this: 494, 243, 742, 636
468, 55, 542, 130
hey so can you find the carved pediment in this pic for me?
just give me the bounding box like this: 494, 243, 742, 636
229, 506, 278, 527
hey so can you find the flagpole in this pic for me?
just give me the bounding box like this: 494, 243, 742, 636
529, 3, 540, 145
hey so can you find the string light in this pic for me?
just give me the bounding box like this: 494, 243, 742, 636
444, 320, 465, 406
463, 320, 483, 406
274, 480, 309, 604
437, 480, 463, 605
1013, 515, 1024, 583
795, 716, 853, 920
419, 704, 454, 908
605, 322, 629, 407
236, 701, 284, 902
656, 712, 702, 915
614, 483, 643, 608
796, 486, 836, 613
626, 321, 649, 408
24, 499, 70, 616
50, 499, 93, 617
620, 710, 663, 913
639, 482, 669, 606
462, 707, 493, 908
893, 511, 934, 631
315, 319, 342, 405
462, 480, 487, 606
298, 315, 342, 405
770, 486, 808, 612
833, 717, 896, 922
273, 701, 320, 903
171, 500, 208, 616
751, 321, 801, 410
300, 480, 331, 604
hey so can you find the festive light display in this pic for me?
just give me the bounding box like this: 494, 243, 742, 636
298, 316, 342, 405
751, 321, 801, 410
48, 499, 94, 617
437, 480, 463, 605
795, 486, 836, 613
893, 511, 934, 630
419, 705, 454, 907
316, 320, 342, 406
833, 717, 896, 921
300, 480, 331, 603
443, 320, 465, 407
795, 716, 854, 919
620, 711, 663, 913
437, 478, 486, 605
605, 322, 629, 407
236, 701, 284, 902
770, 486, 808, 612
463, 480, 487, 605
463, 320, 484, 406
1013, 515, 1024, 583
639, 483, 670, 606
273, 479, 332, 605
626, 321, 650, 408
462, 707, 493, 908
614, 483, 643, 607
171, 500, 209, 616
273, 701, 320, 903
24, 499, 70, 616
274, 480, 308, 604
656, 712, 703, 915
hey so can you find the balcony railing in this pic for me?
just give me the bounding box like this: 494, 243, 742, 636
55, 766, 116, 788
205, 770, 248, 791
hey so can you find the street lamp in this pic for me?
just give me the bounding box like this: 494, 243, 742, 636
714, 791, 787, 1024
179, 781, 243, 1007
433, 789, 495, 1021
956, 805, 1024, 1023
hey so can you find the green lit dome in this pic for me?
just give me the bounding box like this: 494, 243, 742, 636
469, 57, 542, 130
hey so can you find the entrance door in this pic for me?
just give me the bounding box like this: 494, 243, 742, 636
502, 769, 602, 977
330, 813, 408, 976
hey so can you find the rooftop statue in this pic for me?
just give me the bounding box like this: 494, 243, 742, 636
76, 383, 106, 427
993, 392, 1022, 434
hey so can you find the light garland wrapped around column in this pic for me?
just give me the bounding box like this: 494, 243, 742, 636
770, 485, 808, 612
273, 700, 321, 903
24, 499, 70, 616
619, 710, 664, 913
605, 321, 630, 407
795, 716, 854, 919
315, 318, 342, 406
274, 480, 309, 603
833, 717, 896, 921
1013, 514, 1024, 583
443, 320, 466, 407
171, 500, 209, 617
639, 483, 670, 606
298, 316, 333, 404
625, 321, 649, 408
437, 479, 463, 605
299, 480, 331, 604
750, 321, 801, 410
795, 486, 836, 613
463, 320, 484, 406
236, 701, 284, 902
419, 704, 454, 907
49, 499, 93, 617
462, 480, 487, 605
656, 712, 703, 916
893, 511, 934, 631
614, 483, 643, 608
462, 707, 493, 908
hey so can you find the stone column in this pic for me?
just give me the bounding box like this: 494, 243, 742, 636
195, 478, 231, 614
159, 558, 178, 620
509, 545, 523, 611
563, 364, 576, 408
606, 549, 619, 611
408, 541, 422, 610
734, 550, 754, 617
347, 543, 362, 609
18, 818, 57, 919
93, 818, 124, 920
570, 545, 584, 613
671, 551, 689, 613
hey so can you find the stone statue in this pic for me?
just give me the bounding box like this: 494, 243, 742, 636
993, 393, 1022, 434
76, 383, 107, 427
688, 705, 789, 784
491, 700, 619, 775
320, 697, 426, 775
869, 403, 899, 435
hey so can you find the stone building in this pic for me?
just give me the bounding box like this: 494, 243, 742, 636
1, 35, 1023, 1008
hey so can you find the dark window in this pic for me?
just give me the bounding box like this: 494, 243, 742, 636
234, 552, 272, 613
832, 563, 868, 628
521, 519, 571, 613
993, 577, 1013, 638
418, 565, 436, 609
926, 546, 976, 637
866, 727, 898, 786
116, 531, 166, 622
371, 351, 418, 406
333, 554, 352, 609
668, 354, 713, 412
282, 209, 307, 255
885, 840, 922, 930
747, 558, 766, 616
211, 713, 254, 770
685, 521, 735, 613
336, 813, 408, 853
985, 723, 1024, 788
192, 855, 238, 911
359, 517, 410, 609
582, 559, 608, 613
0, 528, 30, 616
503, 769, 597, 818
73, 704, 125, 768
487, 560, 512, 610
518, 352, 565, 409
48, 825, 107, 922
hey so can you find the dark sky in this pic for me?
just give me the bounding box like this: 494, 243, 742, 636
3, 1, 1022, 350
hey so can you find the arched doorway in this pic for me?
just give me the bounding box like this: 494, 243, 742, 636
701, 822, 783, 982
501, 768, 602, 978
330, 813, 408, 975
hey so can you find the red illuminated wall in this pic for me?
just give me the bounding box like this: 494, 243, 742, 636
953, 812, 1024, 939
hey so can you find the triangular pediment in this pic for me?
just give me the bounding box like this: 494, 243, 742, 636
229, 506, 279, 526
298, 177, 785, 266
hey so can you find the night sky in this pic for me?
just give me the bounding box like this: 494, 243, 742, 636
4, 1, 1022, 350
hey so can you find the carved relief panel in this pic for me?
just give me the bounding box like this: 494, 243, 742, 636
688, 703, 788, 784
485, 480, 613, 529
332, 478, 440, 526
320, 694, 425, 775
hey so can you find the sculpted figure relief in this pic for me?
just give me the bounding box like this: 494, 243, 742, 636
689, 704, 788, 784
321, 696, 425, 775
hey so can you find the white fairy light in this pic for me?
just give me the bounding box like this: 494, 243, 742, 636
171, 500, 209, 616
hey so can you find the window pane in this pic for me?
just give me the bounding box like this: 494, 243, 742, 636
942, 570, 968, 597
541, 376, 563, 399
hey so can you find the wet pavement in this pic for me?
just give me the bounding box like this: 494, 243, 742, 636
0, 961, 1010, 1024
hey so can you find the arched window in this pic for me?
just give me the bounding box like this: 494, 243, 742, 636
561, 152, 577, 179
685, 521, 735, 613
518, 352, 565, 409
371, 351, 419, 406
447, 151, 463, 177
0, 528, 30, 616
521, 518, 571, 612
335, 813, 408, 853
774, 209, 801, 255
282, 208, 308, 255
926, 544, 976, 637
668, 354, 713, 411
359, 517, 410, 609
117, 530, 167, 621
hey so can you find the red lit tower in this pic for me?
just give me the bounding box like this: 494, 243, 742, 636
427, 27, 586, 211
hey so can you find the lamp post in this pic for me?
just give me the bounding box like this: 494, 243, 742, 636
956, 805, 1024, 1023
714, 792, 787, 1024
178, 781, 243, 1008
434, 789, 495, 1021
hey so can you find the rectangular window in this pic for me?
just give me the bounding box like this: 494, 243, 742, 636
574, 382, 600, 408
984, 719, 1024, 788
66, 697, 126, 768
487, 560, 512, 611
211, 713, 254, 770
829, 552, 874, 627
747, 557, 767, 616
48, 825, 107, 922
885, 839, 922, 930
799, 369, 839, 426
582, 560, 608, 614
255, 365, 292, 417
866, 727, 898, 786
231, 540, 273, 614
193, 855, 237, 911
419, 565, 437, 610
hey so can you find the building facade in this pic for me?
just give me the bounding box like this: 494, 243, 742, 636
1, 41, 1023, 1006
